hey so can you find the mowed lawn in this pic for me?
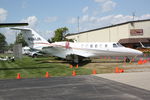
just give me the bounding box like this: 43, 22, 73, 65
0, 56, 91, 79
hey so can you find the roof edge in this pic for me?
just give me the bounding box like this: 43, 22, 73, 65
66, 19, 150, 37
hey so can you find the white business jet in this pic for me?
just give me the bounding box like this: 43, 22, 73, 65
11, 28, 143, 63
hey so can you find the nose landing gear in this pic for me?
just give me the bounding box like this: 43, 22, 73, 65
125, 57, 130, 63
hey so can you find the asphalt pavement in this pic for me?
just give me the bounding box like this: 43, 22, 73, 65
0, 75, 150, 100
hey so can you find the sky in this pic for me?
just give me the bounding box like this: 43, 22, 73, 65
0, 0, 150, 43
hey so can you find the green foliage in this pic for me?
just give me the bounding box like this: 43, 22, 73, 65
0, 33, 7, 53
15, 33, 28, 47
8, 43, 14, 51
0, 56, 91, 79
51, 27, 69, 42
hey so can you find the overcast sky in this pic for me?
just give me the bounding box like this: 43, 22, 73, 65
0, 0, 150, 43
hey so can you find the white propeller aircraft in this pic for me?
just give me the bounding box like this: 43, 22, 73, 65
11, 27, 143, 63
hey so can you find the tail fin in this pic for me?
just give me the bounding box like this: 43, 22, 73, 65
11, 28, 50, 50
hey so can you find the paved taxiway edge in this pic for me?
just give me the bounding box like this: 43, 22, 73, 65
95, 72, 150, 91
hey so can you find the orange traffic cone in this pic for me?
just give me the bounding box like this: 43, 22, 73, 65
138, 60, 143, 65
119, 69, 124, 73
70, 65, 73, 68
115, 67, 119, 73
143, 60, 147, 64
16, 73, 21, 79
45, 72, 50, 78
72, 71, 76, 76
76, 64, 79, 68
92, 69, 97, 74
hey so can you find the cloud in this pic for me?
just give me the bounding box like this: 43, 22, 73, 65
0, 15, 55, 44
94, 0, 109, 3
20, 16, 38, 28
0, 28, 18, 44
68, 17, 78, 24
93, 0, 117, 13
21, 0, 28, 8
68, 14, 150, 32
0, 16, 38, 44
81, 15, 89, 23
0, 8, 8, 22
43, 30, 55, 40
140, 14, 150, 20
101, 0, 116, 12
44, 17, 58, 23
82, 6, 89, 13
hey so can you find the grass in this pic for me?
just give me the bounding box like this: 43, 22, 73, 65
0, 55, 92, 79
0, 54, 135, 79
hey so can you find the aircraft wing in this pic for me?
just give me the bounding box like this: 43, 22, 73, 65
72, 49, 95, 57
0, 23, 28, 28
42, 45, 94, 58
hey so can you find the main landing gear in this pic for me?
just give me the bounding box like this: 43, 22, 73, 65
66, 54, 85, 65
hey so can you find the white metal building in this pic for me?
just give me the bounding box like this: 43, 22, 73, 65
66, 19, 150, 48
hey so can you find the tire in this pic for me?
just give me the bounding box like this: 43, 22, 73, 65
32, 54, 37, 58
125, 57, 130, 63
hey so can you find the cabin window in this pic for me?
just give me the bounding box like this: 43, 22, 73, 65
99, 44, 102, 48
95, 44, 98, 48
90, 44, 93, 48
86, 44, 88, 48
37, 37, 41, 40
81, 44, 84, 48
105, 44, 108, 48
113, 43, 118, 48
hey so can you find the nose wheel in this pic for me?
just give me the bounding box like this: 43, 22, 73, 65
125, 57, 130, 63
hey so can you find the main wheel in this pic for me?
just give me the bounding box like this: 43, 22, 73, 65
32, 54, 37, 58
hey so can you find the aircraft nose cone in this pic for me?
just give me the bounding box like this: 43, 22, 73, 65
138, 51, 143, 56
124, 48, 143, 56
133, 49, 143, 56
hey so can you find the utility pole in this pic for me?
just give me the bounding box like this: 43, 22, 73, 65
15, 32, 17, 43
77, 16, 80, 33
132, 12, 135, 21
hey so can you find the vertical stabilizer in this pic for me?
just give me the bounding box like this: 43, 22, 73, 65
11, 28, 50, 50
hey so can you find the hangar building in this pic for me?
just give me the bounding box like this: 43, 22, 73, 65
66, 19, 150, 49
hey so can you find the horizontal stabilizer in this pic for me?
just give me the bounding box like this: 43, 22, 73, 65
0, 23, 28, 28
11, 27, 31, 31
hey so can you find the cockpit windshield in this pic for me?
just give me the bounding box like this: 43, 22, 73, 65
113, 44, 118, 48
113, 43, 123, 48
117, 43, 123, 47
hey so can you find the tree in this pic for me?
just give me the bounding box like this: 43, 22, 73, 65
0, 33, 7, 53
51, 27, 69, 42
8, 43, 14, 51
15, 33, 28, 47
